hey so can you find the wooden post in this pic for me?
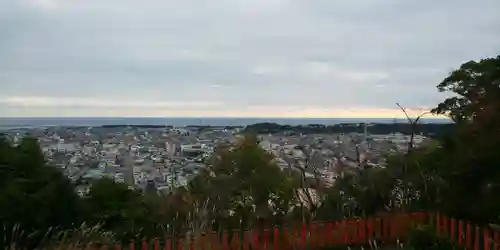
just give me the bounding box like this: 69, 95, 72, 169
165, 238, 172, 250
466, 223, 472, 249
222, 232, 229, 250
475, 226, 480, 250
484, 228, 491, 250
129, 240, 135, 250
273, 227, 279, 250
451, 219, 456, 241
263, 229, 269, 250
301, 223, 307, 249
326, 222, 334, 245
142, 238, 148, 250
154, 238, 160, 250
458, 221, 464, 246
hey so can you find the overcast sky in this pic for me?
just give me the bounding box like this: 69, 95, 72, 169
1, 0, 499, 117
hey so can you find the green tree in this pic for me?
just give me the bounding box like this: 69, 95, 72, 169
186, 134, 298, 231
432, 55, 500, 123
316, 54, 500, 225
84, 178, 152, 241
0, 136, 82, 249
429, 55, 500, 223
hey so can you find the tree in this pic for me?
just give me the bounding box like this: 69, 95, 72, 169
84, 178, 151, 241
385, 55, 500, 223
0, 136, 82, 249
431, 55, 500, 123
315, 54, 500, 225
186, 134, 299, 231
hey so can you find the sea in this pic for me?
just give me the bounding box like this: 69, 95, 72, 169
0, 117, 452, 129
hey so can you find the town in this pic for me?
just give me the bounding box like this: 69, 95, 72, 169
1, 123, 430, 197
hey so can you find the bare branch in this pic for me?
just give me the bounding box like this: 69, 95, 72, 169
396, 103, 413, 124
396, 103, 431, 152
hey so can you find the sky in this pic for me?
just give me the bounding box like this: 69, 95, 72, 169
1, 0, 499, 118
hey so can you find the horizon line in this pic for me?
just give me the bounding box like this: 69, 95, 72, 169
0, 116, 450, 119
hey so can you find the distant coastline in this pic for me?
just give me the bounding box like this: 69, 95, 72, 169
0, 116, 452, 129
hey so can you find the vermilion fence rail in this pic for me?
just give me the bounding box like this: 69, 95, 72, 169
111, 212, 500, 250
436, 213, 500, 250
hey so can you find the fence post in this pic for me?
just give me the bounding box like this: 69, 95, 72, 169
466, 223, 472, 249
443, 215, 449, 238
451, 218, 456, 241
483, 228, 491, 250
190, 235, 195, 250
283, 226, 291, 250
263, 229, 269, 250
326, 222, 334, 245
300, 223, 307, 249
142, 238, 148, 250
130, 240, 135, 250
383, 216, 391, 242
493, 231, 499, 250
375, 218, 383, 240
222, 232, 229, 250
231, 230, 240, 250
153, 238, 159, 250
289, 225, 298, 250
359, 218, 366, 244
177, 238, 183, 250
164, 238, 171, 250
199, 234, 207, 250
242, 231, 250, 250
252, 229, 259, 250
458, 221, 464, 246
436, 213, 441, 236
342, 220, 348, 245
244, 231, 250, 250
273, 227, 279, 250
475, 226, 480, 250
366, 218, 374, 242
319, 223, 326, 248
351, 219, 356, 244
309, 223, 315, 248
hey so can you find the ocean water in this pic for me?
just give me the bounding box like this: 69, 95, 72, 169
0, 117, 452, 129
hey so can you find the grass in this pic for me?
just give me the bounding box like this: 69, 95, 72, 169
2, 223, 115, 250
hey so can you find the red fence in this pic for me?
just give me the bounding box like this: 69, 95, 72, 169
436, 213, 500, 250
112, 213, 500, 250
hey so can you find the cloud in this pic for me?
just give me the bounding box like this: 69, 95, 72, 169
26, 0, 58, 10
1, 102, 434, 118
1, 0, 499, 117
0, 96, 223, 108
